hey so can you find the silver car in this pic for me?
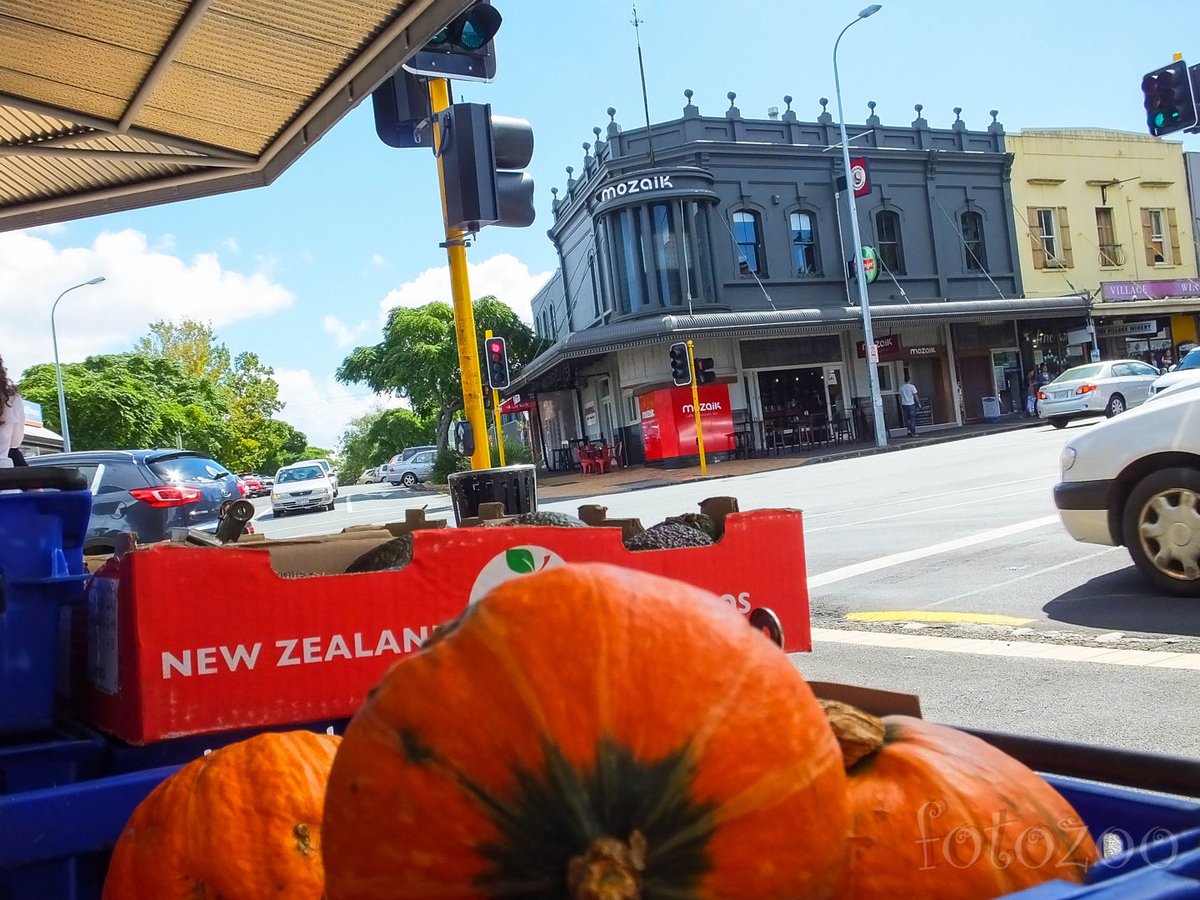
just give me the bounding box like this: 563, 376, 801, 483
272, 463, 336, 516
1037, 359, 1160, 428
385, 449, 436, 488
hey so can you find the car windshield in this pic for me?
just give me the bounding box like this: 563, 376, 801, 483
149, 455, 232, 483
1177, 351, 1200, 371
1052, 364, 1105, 383
277, 466, 323, 483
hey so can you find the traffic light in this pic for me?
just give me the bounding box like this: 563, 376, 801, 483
1142, 60, 1198, 136
669, 342, 692, 387
404, 0, 502, 82
371, 69, 432, 149
694, 357, 717, 385
485, 336, 510, 390
438, 102, 535, 232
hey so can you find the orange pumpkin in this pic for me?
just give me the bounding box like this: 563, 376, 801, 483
324, 563, 849, 899
103, 730, 341, 900
821, 700, 1099, 899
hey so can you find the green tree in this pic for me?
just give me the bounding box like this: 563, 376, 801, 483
338, 407, 436, 480
336, 296, 543, 453
135, 319, 231, 383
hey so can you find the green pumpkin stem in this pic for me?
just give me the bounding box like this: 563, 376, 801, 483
819, 699, 886, 770
567, 831, 647, 900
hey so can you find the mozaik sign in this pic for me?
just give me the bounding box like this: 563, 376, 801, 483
595, 173, 675, 204
1100, 279, 1200, 301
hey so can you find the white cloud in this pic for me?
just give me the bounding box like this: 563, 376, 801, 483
274, 368, 404, 451
0, 228, 294, 380
322, 314, 362, 348
370, 253, 388, 268
379, 253, 551, 325
223, 237, 240, 253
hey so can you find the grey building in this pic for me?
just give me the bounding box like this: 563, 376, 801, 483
517, 92, 1088, 466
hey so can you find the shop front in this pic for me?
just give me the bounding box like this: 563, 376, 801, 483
1092, 280, 1200, 368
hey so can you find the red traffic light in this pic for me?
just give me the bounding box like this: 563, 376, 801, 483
489, 341, 503, 355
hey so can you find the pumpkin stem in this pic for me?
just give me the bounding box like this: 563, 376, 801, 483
820, 699, 886, 769
567, 831, 647, 900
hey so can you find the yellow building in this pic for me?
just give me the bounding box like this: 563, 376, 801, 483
1007, 128, 1199, 367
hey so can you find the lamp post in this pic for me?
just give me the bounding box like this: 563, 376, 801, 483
834, 4, 886, 448
51, 276, 105, 452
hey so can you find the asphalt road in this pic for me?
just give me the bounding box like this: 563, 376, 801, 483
249, 424, 1200, 761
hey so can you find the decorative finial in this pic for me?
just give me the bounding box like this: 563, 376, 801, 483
606, 107, 621, 137
817, 97, 833, 125
593, 126, 603, 140
566, 165, 574, 176
866, 99, 881, 127
684, 88, 693, 101
683, 88, 699, 117
868, 100, 877, 111
785, 95, 794, 110
780, 94, 797, 123
912, 103, 928, 129
988, 109, 1004, 135
915, 103, 923, 114
608, 107, 617, 121
551, 187, 559, 197
725, 91, 741, 119
727, 91, 737, 107
583, 141, 591, 154
990, 109, 999, 123
951, 107, 966, 132
954, 107, 963, 120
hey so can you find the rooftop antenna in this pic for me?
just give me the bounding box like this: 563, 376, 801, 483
631, 3, 656, 166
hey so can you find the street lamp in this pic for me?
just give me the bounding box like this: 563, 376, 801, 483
834, 3, 887, 448
51, 276, 105, 452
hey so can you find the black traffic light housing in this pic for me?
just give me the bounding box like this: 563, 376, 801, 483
404, 0, 502, 82
694, 357, 716, 385
372, 70, 433, 149
1142, 60, 1198, 137
669, 342, 692, 387
486, 336, 511, 390
439, 102, 535, 232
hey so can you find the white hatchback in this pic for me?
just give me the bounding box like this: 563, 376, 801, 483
272, 463, 336, 516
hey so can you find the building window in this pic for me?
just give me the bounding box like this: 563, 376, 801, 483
651, 203, 684, 305
1028, 206, 1073, 269
1095, 207, 1122, 267
875, 210, 906, 275
1141, 207, 1180, 266
960, 210, 987, 272
789, 211, 820, 276
732, 210, 764, 277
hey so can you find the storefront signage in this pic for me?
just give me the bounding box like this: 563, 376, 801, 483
851, 157, 871, 198
1096, 321, 1158, 338
583, 400, 598, 427
499, 394, 537, 414
595, 174, 674, 204
905, 344, 944, 358
856, 334, 902, 360
639, 384, 734, 461
1100, 279, 1200, 301
23, 400, 44, 428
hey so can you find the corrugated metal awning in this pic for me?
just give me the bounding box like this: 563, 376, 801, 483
510, 294, 1091, 390
0, 0, 474, 230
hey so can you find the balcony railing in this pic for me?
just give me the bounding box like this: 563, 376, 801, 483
1098, 244, 1125, 267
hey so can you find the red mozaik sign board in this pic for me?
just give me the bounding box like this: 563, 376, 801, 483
73, 510, 810, 744
639, 384, 735, 461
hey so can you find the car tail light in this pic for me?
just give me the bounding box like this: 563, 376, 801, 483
1036, 390, 1047, 400
1075, 383, 1097, 395
130, 486, 203, 508
237, 480, 246, 496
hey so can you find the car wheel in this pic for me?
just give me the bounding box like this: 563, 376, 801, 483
1049, 416, 1069, 429
326, 501, 336, 511
1105, 394, 1126, 417
401, 472, 418, 488
1122, 467, 1200, 597
275, 509, 287, 518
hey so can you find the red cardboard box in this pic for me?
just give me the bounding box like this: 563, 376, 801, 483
74, 508, 809, 744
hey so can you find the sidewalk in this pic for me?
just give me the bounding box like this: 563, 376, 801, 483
536, 415, 1043, 501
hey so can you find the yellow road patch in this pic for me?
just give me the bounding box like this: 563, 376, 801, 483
846, 611, 1034, 626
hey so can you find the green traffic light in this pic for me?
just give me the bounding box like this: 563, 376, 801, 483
1155, 112, 1166, 126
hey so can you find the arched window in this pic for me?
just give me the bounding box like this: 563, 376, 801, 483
875, 210, 906, 275
732, 210, 765, 277
789, 211, 820, 276
960, 210, 987, 272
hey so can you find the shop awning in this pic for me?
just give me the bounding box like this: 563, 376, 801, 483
0, 0, 473, 231
510, 294, 1091, 391
1091, 298, 1200, 318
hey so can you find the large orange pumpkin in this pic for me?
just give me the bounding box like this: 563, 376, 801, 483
324, 563, 849, 899
103, 730, 341, 900
821, 700, 1099, 898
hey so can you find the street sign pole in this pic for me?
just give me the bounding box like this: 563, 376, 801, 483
430, 77, 490, 471
485, 328, 506, 467
686, 339, 708, 476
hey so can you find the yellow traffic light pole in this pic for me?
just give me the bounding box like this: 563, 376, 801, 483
484, 328, 506, 467
686, 339, 708, 475
429, 77, 490, 471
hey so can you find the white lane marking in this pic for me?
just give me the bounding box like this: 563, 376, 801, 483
809, 627, 1200, 669
803, 487, 1050, 533
919, 548, 1120, 609
808, 515, 1060, 588
801, 474, 1053, 522
263, 502, 453, 538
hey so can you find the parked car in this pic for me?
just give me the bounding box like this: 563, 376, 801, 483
26, 449, 245, 553
237, 472, 268, 497
357, 466, 385, 484
385, 449, 437, 488
1145, 378, 1200, 404
383, 445, 436, 481
1036, 359, 1160, 428
292, 458, 338, 497
272, 462, 336, 516
1053, 391, 1200, 596
1149, 346, 1200, 397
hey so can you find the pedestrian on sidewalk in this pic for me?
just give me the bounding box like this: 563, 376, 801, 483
0, 353, 25, 469
898, 374, 919, 437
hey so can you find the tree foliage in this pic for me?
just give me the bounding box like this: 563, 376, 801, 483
336, 296, 543, 453
338, 407, 436, 482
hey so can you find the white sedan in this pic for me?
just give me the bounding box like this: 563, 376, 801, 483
271, 463, 336, 516
1036, 359, 1160, 428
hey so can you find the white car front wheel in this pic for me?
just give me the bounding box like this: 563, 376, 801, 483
1123, 467, 1200, 597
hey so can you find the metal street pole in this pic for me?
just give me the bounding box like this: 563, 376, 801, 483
834, 4, 887, 448
50, 276, 105, 452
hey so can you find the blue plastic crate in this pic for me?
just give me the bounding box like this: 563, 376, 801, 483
0, 485, 92, 734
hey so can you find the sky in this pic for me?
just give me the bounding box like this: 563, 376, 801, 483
4, 0, 1199, 450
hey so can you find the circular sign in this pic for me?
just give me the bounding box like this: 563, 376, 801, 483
468, 545, 566, 605
850, 163, 868, 193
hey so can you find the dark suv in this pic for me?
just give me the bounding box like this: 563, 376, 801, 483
27, 449, 244, 553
